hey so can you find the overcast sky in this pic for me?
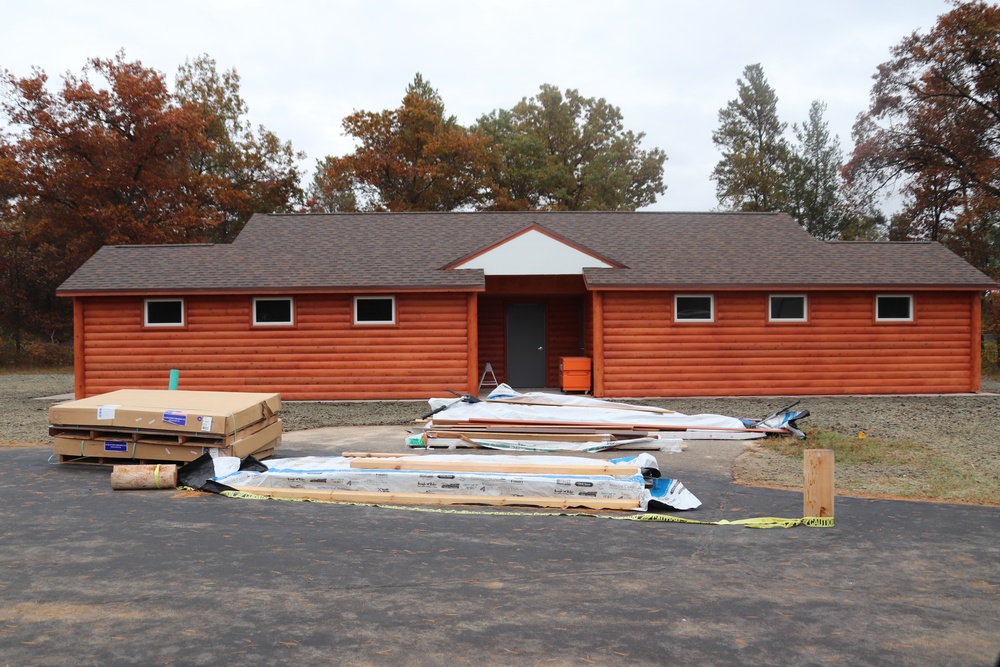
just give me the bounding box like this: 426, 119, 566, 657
2, 0, 953, 211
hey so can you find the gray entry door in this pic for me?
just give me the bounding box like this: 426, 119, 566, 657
506, 303, 546, 388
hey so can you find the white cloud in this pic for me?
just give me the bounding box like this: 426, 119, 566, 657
2, 0, 951, 210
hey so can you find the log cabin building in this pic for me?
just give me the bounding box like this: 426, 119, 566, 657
58, 211, 996, 399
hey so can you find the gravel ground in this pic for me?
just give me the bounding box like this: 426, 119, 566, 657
2, 373, 998, 503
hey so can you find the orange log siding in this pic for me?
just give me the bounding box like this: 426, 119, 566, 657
596, 290, 980, 397
75, 293, 472, 399
73, 287, 982, 400
477, 296, 585, 388
545, 299, 585, 387
476, 298, 507, 387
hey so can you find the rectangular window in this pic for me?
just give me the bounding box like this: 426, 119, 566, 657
253, 297, 294, 326
354, 296, 396, 324
769, 295, 807, 322
144, 298, 184, 327
876, 294, 913, 322
675, 295, 714, 322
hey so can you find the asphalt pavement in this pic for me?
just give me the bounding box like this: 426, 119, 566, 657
0, 426, 997, 666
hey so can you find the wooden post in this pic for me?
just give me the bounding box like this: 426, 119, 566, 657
591, 291, 604, 398
803, 449, 834, 517
73, 299, 86, 399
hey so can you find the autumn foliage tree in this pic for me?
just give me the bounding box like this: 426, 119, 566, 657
309, 74, 492, 212
175, 55, 304, 241
0, 53, 224, 351
310, 76, 667, 213
0, 52, 303, 356
843, 0, 1000, 278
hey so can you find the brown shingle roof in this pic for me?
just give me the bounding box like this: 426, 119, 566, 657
57, 211, 996, 295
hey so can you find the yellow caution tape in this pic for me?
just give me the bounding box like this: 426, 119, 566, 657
185, 487, 834, 528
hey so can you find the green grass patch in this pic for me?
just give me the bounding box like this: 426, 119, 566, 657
761, 428, 929, 465
758, 428, 1000, 505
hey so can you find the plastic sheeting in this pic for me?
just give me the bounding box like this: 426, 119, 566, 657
426, 384, 748, 431
200, 453, 701, 511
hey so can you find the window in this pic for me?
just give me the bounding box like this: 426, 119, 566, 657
144, 299, 184, 327
769, 295, 807, 322
354, 296, 396, 325
253, 297, 294, 326
876, 294, 913, 322
675, 295, 714, 322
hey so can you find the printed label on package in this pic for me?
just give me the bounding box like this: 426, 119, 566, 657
200, 416, 213, 432
103, 440, 128, 452
162, 410, 188, 427
96, 404, 119, 420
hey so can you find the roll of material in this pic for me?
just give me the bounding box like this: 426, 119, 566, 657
111, 464, 178, 490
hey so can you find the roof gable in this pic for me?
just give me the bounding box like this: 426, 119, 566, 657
445, 224, 619, 275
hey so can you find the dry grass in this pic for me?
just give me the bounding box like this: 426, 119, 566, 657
737, 428, 1000, 506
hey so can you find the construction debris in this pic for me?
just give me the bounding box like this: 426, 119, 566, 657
408, 384, 809, 451
49, 389, 282, 464
179, 451, 701, 512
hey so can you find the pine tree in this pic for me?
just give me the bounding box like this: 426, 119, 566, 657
711, 64, 789, 212
787, 101, 846, 240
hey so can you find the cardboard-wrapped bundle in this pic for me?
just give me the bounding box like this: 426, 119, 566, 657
49, 389, 282, 464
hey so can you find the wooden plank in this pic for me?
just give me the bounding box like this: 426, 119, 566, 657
427, 424, 649, 437
229, 485, 642, 510
436, 417, 783, 435
426, 429, 619, 442
348, 457, 642, 476
485, 397, 676, 414
342, 451, 422, 458
803, 449, 835, 518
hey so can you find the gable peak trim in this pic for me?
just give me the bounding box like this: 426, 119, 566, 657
442, 222, 624, 271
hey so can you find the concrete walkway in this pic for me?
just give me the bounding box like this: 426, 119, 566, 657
0, 426, 997, 666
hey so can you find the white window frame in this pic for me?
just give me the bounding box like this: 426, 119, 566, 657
253, 297, 294, 326
768, 294, 808, 322
674, 294, 714, 323
875, 294, 913, 322
144, 298, 185, 327
354, 296, 396, 325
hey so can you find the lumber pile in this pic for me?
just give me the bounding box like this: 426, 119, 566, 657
49, 389, 282, 465
188, 452, 701, 511
407, 385, 804, 452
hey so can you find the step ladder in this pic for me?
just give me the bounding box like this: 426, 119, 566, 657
478, 362, 499, 393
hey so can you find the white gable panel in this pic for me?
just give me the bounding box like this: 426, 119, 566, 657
453, 229, 614, 275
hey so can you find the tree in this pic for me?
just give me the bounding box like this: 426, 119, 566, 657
0, 53, 228, 347
843, 0, 1000, 276
175, 55, 305, 241
309, 74, 492, 212
711, 64, 789, 212
477, 85, 667, 210
787, 101, 848, 240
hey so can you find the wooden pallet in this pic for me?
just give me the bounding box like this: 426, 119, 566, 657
57, 447, 276, 467
49, 414, 280, 447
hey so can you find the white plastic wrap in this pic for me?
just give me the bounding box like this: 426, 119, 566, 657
208, 453, 700, 511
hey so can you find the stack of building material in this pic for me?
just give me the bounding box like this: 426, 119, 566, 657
190, 452, 701, 512
49, 389, 282, 465
408, 385, 807, 452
